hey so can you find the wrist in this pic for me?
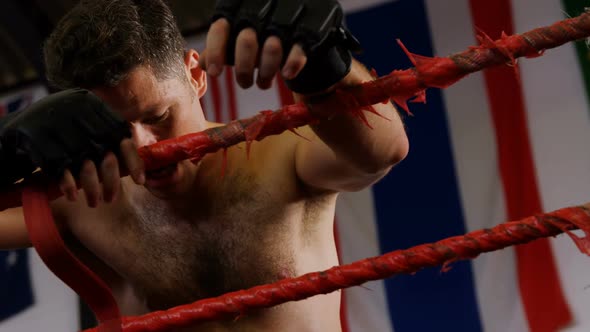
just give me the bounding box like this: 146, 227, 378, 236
339, 59, 375, 86
285, 44, 353, 95
293, 59, 371, 102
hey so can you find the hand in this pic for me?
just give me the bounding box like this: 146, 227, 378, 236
58, 138, 145, 207
203, 0, 361, 94
0, 89, 144, 207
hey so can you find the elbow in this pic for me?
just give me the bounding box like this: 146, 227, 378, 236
334, 135, 410, 192
358, 134, 409, 175
389, 133, 410, 166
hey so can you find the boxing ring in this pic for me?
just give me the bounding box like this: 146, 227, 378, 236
6, 10, 590, 332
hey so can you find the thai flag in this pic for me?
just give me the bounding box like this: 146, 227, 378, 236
198, 0, 590, 331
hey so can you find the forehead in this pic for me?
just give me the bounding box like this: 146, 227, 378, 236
91, 66, 181, 116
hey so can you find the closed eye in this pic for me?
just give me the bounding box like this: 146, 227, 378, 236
143, 110, 170, 125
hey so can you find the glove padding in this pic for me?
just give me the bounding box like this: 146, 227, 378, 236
0, 89, 131, 189
212, 0, 362, 94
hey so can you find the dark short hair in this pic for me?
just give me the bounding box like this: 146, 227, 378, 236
43, 0, 186, 89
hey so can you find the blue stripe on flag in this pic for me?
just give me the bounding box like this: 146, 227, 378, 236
346, 2, 483, 331
0, 250, 34, 321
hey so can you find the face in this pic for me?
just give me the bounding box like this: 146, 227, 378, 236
92, 50, 208, 199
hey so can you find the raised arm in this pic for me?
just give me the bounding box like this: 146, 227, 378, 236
203, 0, 408, 192
294, 59, 408, 192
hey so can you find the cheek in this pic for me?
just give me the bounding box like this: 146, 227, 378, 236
174, 105, 201, 134
153, 113, 189, 139
150, 122, 176, 140
131, 126, 159, 147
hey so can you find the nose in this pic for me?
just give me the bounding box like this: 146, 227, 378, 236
129, 123, 157, 148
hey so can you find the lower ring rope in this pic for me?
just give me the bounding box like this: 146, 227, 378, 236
83, 205, 590, 332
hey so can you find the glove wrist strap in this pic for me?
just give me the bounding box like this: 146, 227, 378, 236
285, 46, 352, 94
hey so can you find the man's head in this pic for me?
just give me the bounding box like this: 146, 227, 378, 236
44, 0, 186, 89
44, 0, 209, 198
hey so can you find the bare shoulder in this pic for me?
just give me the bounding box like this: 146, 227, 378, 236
241, 126, 317, 183
239, 125, 340, 203
48, 189, 127, 247
254, 125, 308, 158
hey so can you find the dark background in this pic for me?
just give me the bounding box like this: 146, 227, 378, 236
0, 0, 216, 95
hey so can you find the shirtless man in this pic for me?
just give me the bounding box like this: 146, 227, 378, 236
0, 0, 408, 331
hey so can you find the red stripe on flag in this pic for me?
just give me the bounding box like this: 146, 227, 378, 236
209, 74, 223, 123
468, 2, 572, 331
333, 217, 351, 332
225, 70, 239, 120
275, 74, 350, 332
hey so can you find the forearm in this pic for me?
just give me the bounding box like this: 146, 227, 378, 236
298, 59, 409, 174
0, 207, 31, 250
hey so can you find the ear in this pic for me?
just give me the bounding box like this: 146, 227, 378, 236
184, 49, 207, 98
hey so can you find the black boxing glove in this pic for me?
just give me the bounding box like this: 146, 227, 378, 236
0, 111, 35, 189
212, 0, 362, 94
0, 89, 131, 189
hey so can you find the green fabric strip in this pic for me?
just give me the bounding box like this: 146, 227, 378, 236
561, 1, 590, 105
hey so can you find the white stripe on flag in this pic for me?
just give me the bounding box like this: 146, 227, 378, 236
233, 75, 281, 119
424, 1, 529, 331
1, 250, 78, 331
335, 190, 394, 332
513, 1, 590, 331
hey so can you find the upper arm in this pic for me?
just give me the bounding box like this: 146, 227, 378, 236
0, 197, 72, 250
294, 126, 391, 193
0, 207, 31, 250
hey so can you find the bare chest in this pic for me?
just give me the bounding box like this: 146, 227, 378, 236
77, 173, 302, 311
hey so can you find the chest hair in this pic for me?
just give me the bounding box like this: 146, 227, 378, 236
118, 171, 298, 310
